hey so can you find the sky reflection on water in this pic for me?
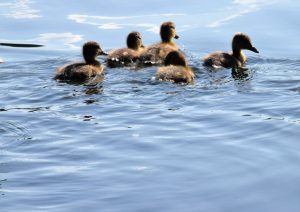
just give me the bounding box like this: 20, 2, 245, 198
0, 0, 298, 57
1, 1, 300, 212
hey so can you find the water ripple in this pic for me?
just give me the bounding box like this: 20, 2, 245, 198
1, 45, 300, 212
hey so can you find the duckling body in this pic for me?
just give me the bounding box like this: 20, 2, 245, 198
54, 41, 106, 83
203, 33, 259, 69
107, 32, 144, 67
141, 22, 179, 65
55, 62, 104, 82
156, 51, 194, 83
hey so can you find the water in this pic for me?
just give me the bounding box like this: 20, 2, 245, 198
1, 0, 300, 211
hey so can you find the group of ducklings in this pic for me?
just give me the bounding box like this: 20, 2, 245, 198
54, 21, 259, 84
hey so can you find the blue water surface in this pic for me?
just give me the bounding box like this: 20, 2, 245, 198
1, 0, 300, 211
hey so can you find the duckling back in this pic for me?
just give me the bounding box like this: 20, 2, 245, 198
156, 66, 194, 83
141, 44, 178, 65
55, 62, 104, 83
140, 22, 179, 65
107, 32, 144, 67
156, 51, 194, 83
54, 41, 105, 83
203, 51, 241, 69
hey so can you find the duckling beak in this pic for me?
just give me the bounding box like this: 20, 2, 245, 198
249, 46, 259, 53
98, 50, 108, 56
141, 45, 145, 48
174, 35, 179, 39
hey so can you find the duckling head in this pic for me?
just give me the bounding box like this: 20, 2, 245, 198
160, 22, 179, 43
232, 33, 259, 53
127, 31, 143, 50
82, 41, 107, 63
164, 51, 187, 67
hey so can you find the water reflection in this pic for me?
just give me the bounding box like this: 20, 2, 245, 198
1, 1, 300, 212
0, 107, 50, 113
82, 115, 95, 121
68, 13, 185, 32
0, 179, 6, 196
84, 86, 103, 95
0, 121, 32, 142
83, 99, 98, 105
231, 67, 250, 80
289, 87, 300, 93
0, 0, 292, 55
0, 0, 40, 19
208, 0, 277, 28
32, 33, 83, 50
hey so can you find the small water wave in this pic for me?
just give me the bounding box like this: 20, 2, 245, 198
1, 28, 300, 212
250, 56, 300, 66
0, 121, 32, 148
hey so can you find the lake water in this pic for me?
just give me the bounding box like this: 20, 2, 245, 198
1, 0, 300, 211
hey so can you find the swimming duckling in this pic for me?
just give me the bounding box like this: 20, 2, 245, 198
107, 31, 144, 67
140, 21, 179, 65
54, 41, 107, 83
156, 51, 194, 83
203, 33, 259, 69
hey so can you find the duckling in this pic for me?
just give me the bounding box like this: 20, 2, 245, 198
140, 21, 179, 65
156, 51, 194, 83
107, 31, 144, 67
203, 33, 259, 69
54, 41, 107, 83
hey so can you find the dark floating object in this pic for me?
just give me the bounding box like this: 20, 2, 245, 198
0, 42, 44, 48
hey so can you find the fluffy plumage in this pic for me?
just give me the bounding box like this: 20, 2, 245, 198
156, 51, 194, 83
140, 22, 179, 65
203, 33, 259, 69
54, 41, 106, 83
107, 32, 144, 67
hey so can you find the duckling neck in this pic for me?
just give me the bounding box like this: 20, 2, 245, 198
161, 37, 172, 43
232, 48, 246, 64
129, 44, 139, 50
84, 57, 100, 66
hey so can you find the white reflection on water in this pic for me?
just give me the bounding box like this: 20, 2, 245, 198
208, 0, 277, 28
0, 32, 83, 50
68, 13, 185, 33
0, 0, 40, 19
32, 33, 83, 50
